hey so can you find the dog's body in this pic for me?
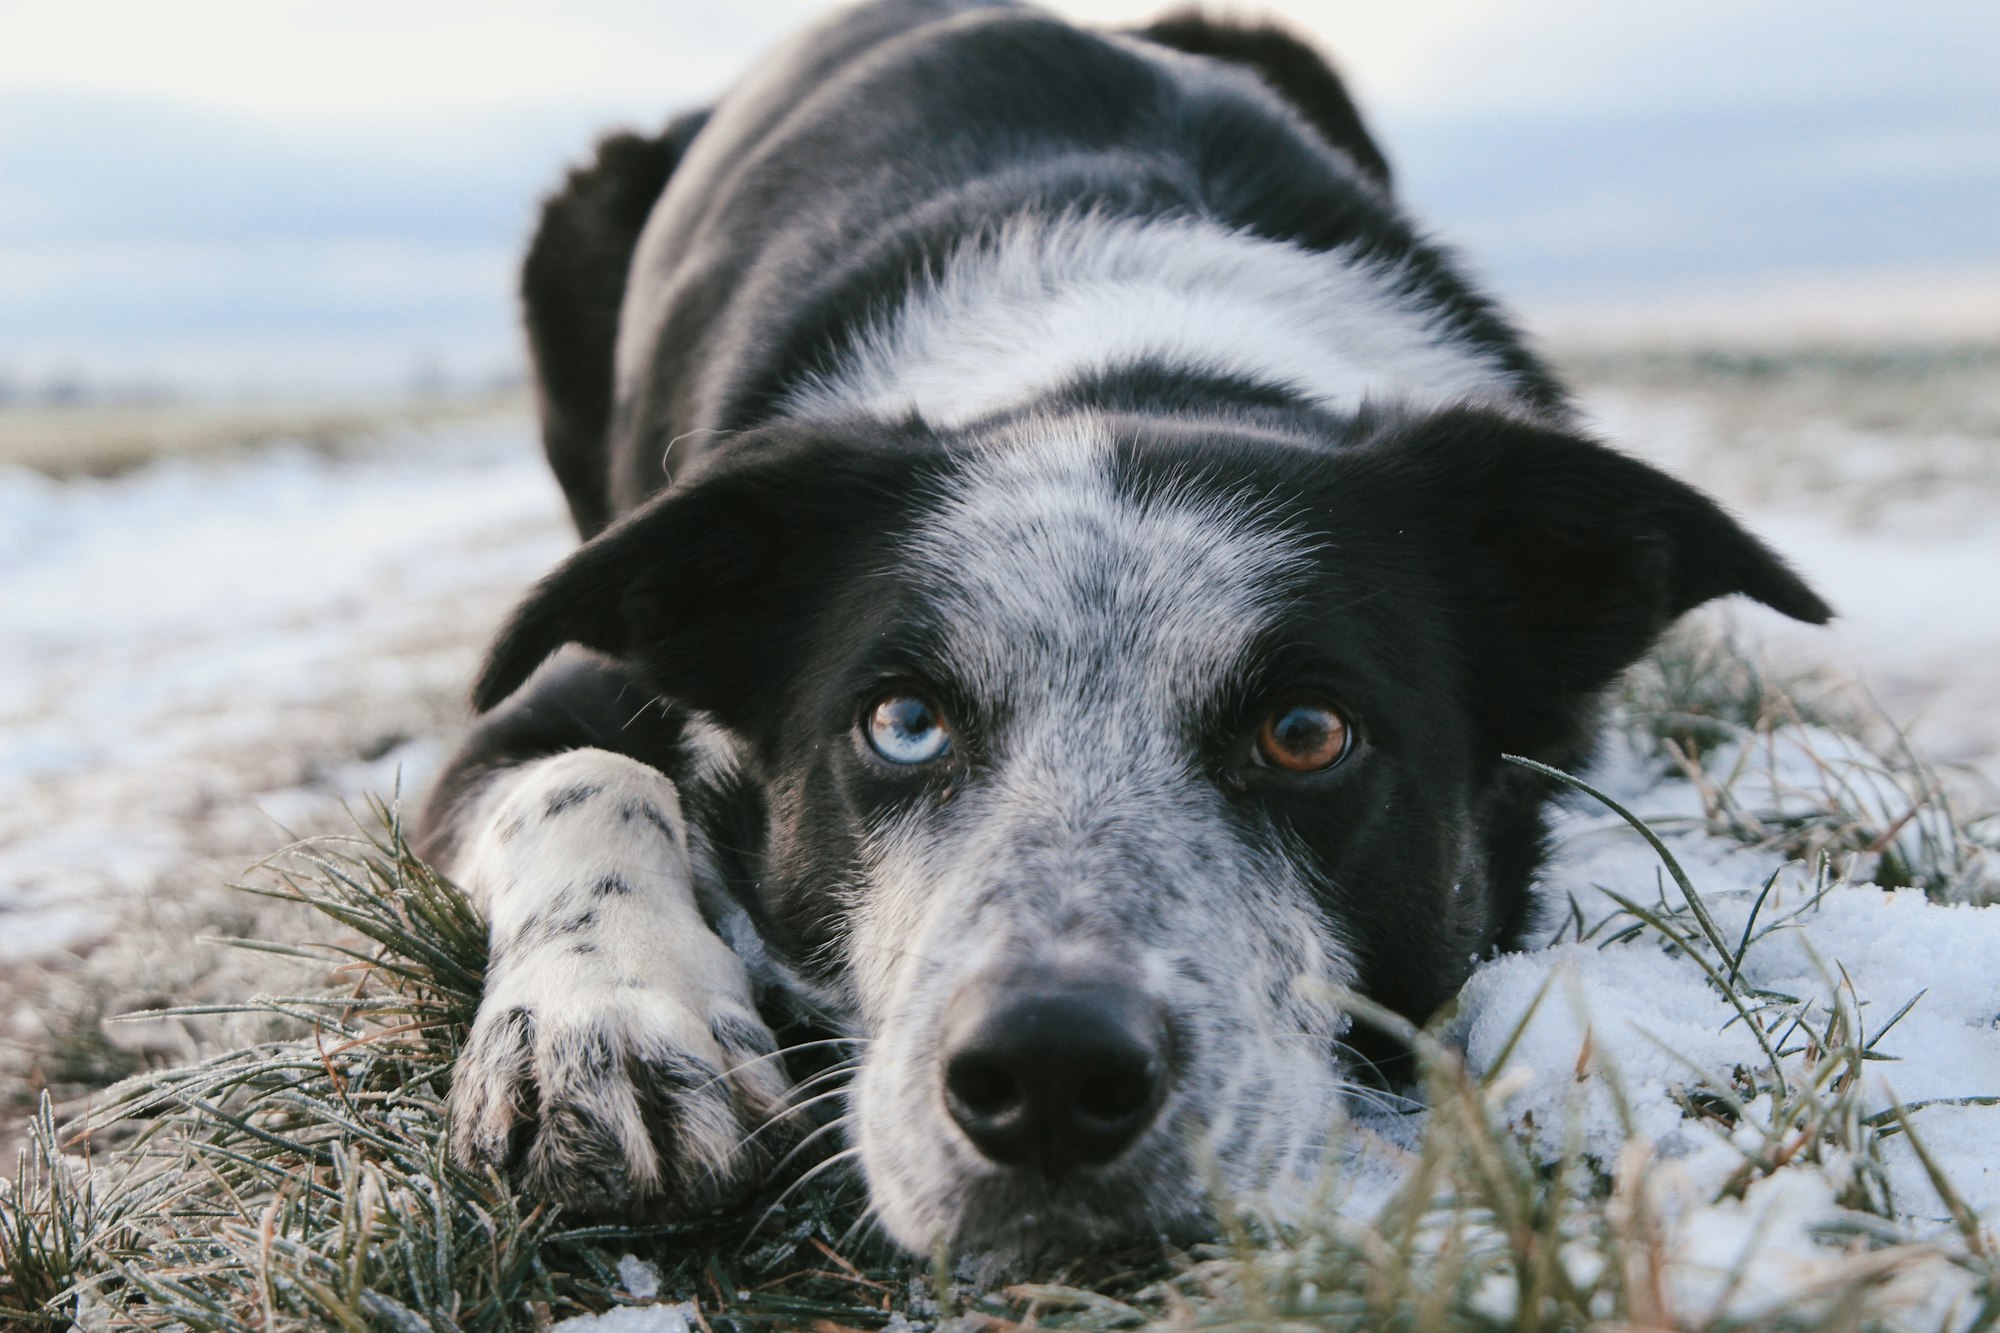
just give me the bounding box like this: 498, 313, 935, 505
418, 0, 1829, 1258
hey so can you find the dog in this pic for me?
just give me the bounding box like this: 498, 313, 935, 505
415, 0, 1830, 1259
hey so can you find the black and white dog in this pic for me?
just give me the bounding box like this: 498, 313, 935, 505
417, 0, 1829, 1259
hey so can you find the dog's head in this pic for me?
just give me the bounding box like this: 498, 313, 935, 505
474, 404, 1829, 1255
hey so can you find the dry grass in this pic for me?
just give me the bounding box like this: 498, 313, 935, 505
0, 390, 527, 477
1555, 342, 2000, 442
4, 639, 1997, 1330
1620, 627, 1992, 902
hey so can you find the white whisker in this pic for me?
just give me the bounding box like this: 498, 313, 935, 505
768, 1114, 855, 1180
739, 1085, 854, 1154
755, 1145, 865, 1233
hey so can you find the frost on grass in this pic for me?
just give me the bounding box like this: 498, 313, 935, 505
550, 1303, 700, 1333
5, 629, 2000, 1330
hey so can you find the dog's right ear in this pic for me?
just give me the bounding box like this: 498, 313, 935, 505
1131, 11, 1393, 191
473, 427, 937, 720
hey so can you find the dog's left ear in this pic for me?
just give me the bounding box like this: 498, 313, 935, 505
472, 426, 937, 722
1352, 406, 1832, 756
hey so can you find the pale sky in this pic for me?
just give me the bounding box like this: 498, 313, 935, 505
10, 1, 1987, 119
2, 1, 1995, 394
0, 1, 1493, 118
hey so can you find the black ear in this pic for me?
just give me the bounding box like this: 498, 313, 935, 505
522, 112, 709, 539
1352, 406, 1831, 755
1131, 11, 1393, 191
473, 427, 937, 720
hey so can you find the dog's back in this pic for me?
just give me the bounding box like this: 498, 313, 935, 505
526, 0, 1565, 532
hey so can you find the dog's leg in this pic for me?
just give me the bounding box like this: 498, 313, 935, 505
442, 745, 787, 1213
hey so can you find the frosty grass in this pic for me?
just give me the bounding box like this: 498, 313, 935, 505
5, 626, 2000, 1331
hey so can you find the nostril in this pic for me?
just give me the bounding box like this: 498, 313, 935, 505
945, 1053, 1019, 1119
1075, 1066, 1155, 1124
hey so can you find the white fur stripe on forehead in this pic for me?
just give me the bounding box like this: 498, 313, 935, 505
786, 210, 1514, 427
902, 415, 1311, 709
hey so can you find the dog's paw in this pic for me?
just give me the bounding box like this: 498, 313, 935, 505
443, 748, 793, 1214
451, 972, 790, 1214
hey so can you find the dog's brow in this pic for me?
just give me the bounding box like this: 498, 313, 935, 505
900, 417, 1310, 713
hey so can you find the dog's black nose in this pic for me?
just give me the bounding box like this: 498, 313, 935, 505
941, 971, 1170, 1176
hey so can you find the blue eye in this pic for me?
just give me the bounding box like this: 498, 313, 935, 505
867, 694, 951, 765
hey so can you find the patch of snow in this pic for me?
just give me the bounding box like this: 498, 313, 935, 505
1433, 731, 2000, 1319
1584, 387, 2000, 790
1461, 941, 1761, 1160
616, 1253, 663, 1302
550, 1303, 698, 1333
1735, 513, 2000, 788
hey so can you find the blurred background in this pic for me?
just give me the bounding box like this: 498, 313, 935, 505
4, 0, 1996, 397
0, 1, 1995, 1113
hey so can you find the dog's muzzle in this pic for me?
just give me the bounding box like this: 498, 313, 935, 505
938, 964, 1171, 1178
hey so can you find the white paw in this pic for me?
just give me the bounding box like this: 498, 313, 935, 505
451, 972, 790, 1212
444, 749, 793, 1213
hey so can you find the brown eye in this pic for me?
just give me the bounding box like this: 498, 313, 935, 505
1254, 702, 1349, 773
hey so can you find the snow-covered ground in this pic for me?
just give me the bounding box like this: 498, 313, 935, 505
2, 372, 1996, 1320
1386, 728, 1998, 1324
1587, 385, 2000, 793
0, 416, 570, 961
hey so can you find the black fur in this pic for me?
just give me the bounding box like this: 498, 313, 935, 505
470, 423, 945, 724
522, 112, 709, 538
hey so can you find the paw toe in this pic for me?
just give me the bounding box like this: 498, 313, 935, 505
452, 993, 795, 1215
707, 1009, 792, 1125
631, 1048, 748, 1204
522, 1096, 655, 1214
451, 1005, 537, 1171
